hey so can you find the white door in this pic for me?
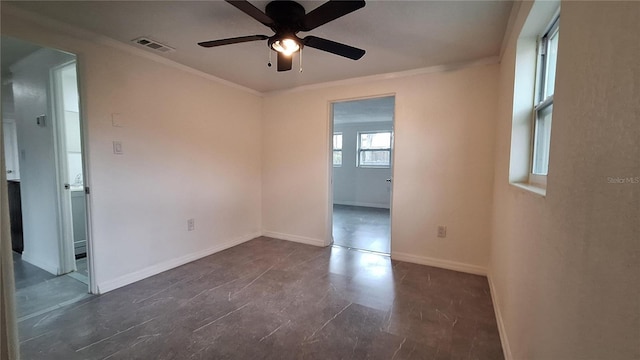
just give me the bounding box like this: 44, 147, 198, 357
3, 119, 20, 181
52, 61, 87, 276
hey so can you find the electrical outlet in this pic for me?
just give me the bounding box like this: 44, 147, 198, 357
187, 218, 195, 231
437, 225, 447, 238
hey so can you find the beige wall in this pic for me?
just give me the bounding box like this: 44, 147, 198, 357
489, 1, 640, 358
263, 63, 499, 272
2, 8, 263, 293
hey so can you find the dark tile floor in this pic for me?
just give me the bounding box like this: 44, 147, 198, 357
333, 205, 391, 254
18, 237, 503, 359
13, 252, 90, 321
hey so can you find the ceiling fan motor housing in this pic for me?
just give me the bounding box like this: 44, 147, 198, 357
265, 1, 306, 31
265, 1, 306, 47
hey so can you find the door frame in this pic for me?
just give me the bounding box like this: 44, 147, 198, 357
51, 60, 77, 275
326, 93, 397, 253
50, 57, 94, 292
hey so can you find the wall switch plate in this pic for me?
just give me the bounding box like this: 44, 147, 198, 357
113, 141, 123, 155
437, 225, 447, 238
36, 115, 46, 127
187, 218, 195, 231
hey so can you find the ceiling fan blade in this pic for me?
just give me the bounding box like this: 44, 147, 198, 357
303, 36, 365, 60
225, 0, 274, 27
277, 52, 293, 72
198, 35, 269, 48
301, 0, 365, 31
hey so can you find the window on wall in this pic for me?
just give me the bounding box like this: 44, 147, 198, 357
531, 15, 559, 180
333, 133, 342, 167
358, 131, 392, 167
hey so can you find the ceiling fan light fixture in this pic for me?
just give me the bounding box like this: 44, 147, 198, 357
199, 0, 367, 71
271, 38, 300, 56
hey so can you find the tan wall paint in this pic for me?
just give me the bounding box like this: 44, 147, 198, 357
263, 64, 499, 270
490, 1, 640, 358
2, 10, 263, 292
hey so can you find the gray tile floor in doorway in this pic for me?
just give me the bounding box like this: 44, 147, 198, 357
18, 237, 503, 359
13, 252, 90, 321
333, 204, 391, 254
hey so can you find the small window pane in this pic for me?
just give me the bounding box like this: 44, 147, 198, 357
333, 133, 342, 150
360, 132, 391, 149
359, 150, 390, 167
532, 104, 553, 175
545, 29, 559, 98
333, 150, 342, 166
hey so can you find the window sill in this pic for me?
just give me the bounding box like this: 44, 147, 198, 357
510, 182, 547, 197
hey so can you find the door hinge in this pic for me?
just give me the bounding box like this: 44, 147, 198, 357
84, 186, 91, 195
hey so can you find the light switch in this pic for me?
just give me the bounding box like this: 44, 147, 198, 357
437, 225, 447, 238
36, 115, 46, 127
113, 141, 123, 155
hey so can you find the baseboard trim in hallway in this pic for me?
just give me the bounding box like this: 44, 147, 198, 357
262, 231, 325, 247
488, 274, 513, 360
391, 251, 487, 276
97, 231, 262, 294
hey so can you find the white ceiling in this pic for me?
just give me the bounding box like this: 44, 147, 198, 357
5, 1, 513, 93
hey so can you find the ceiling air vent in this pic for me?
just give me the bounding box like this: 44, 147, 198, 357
132, 37, 175, 53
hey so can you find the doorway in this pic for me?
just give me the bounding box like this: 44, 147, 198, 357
1, 36, 92, 320
331, 96, 395, 254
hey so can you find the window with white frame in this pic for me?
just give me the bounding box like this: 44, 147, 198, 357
357, 131, 392, 167
333, 133, 342, 167
532, 15, 559, 178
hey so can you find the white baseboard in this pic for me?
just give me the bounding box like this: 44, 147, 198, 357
333, 201, 390, 209
487, 273, 513, 360
20, 252, 59, 275
390, 251, 487, 276
96, 232, 261, 294
262, 231, 326, 247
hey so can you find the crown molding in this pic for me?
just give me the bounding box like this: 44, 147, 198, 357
499, 0, 523, 61
263, 56, 500, 97
0, 4, 262, 97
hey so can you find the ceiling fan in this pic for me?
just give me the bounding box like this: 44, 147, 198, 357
198, 0, 366, 72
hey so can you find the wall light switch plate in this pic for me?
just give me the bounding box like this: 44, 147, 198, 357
437, 225, 447, 238
187, 219, 195, 231
113, 141, 123, 155
36, 115, 46, 127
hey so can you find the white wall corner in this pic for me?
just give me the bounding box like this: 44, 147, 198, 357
262, 231, 326, 247
390, 251, 487, 276
487, 273, 513, 360
96, 232, 261, 294
20, 252, 60, 276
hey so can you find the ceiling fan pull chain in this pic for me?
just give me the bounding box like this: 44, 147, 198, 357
299, 46, 303, 73
267, 47, 273, 67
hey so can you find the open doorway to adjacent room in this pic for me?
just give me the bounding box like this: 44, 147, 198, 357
331, 96, 394, 254
1, 36, 92, 320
